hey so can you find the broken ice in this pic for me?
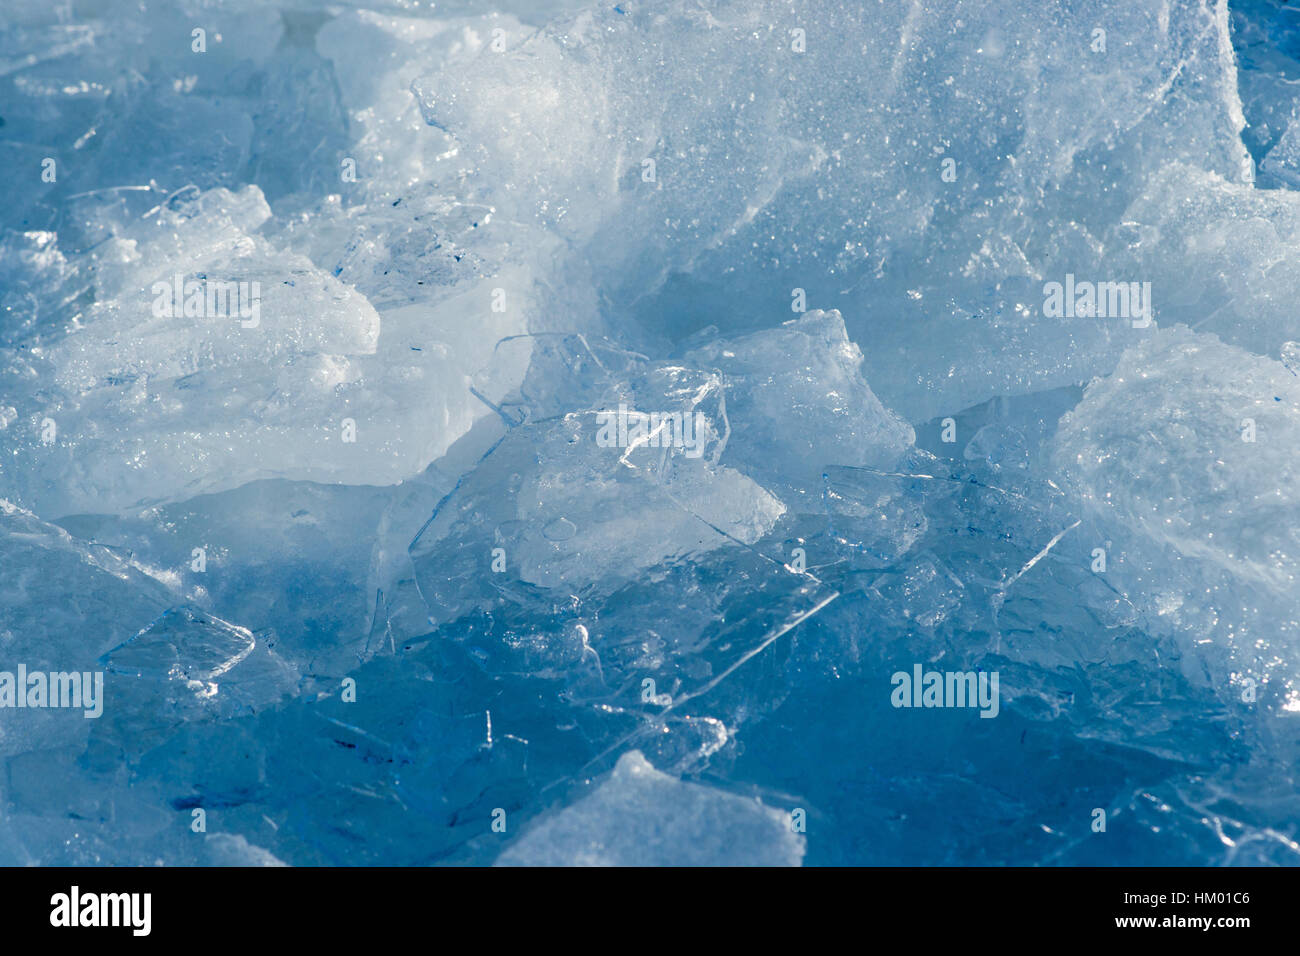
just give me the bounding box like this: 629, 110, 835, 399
1, 0, 1299, 867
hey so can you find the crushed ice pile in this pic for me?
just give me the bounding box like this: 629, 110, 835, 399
1, 0, 1299, 865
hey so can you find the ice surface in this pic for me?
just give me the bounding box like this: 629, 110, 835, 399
685, 311, 915, 484
3, 0, 1300, 867
413, 311, 914, 602
0, 182, 533, 516
101, 606, 300, 723
413, 0, 1251, 420
0, 498, 171, 756
1052, 326, 1300, 710
496, 751, 804, 866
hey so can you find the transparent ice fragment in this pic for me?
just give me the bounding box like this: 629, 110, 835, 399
686, 311, 914, 482
99, 606, 299, 729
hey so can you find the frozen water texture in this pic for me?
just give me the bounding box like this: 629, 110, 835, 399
1052, 326, 1300, 710
1, 0, 1300, 866
496, 751, 804, 866
413, 0, 1252, 420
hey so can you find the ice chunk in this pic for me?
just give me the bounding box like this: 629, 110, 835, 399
413, 327, 819, 604
414, 0, 1251, 420
58, 479, 397, 673
1259, 111, 1300, 186
102, 607, 257, 684
97, 606, 300, 758
0, 187, 379, 515
203, 833, 287, 867
1052, 326, 1300, 708
686, 311, 914, 484
0, 230, 86, 347
0, 183, 531, 516
411, 410, 783, 601
496, 750, 803, 866
0, 498, 172, 755
0, 498, 173, 656
1113, 164, 1300, 358
51, 186, 378, 386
